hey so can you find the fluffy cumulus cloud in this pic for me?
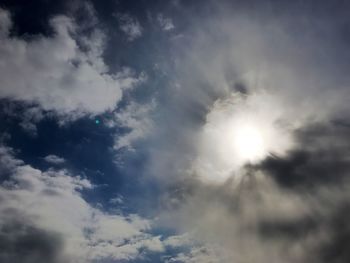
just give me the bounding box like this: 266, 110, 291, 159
0, 146, 165, 263
0, 8, 142, 117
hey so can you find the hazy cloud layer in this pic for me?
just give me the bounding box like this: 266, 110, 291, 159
160, 122, 350, 262
144, 3, 350, 187
142, 3, 350, 262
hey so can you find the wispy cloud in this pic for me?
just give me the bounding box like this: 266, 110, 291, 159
109, 100, 155, 152
157, 14, 175, 31
117, 13, 143, 41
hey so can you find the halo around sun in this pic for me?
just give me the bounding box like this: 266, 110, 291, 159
193, 92, 294, 183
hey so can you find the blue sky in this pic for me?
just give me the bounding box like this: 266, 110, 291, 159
1, 0, 350, 262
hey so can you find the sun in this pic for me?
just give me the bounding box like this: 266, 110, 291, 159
233, 124, 265, 162
194, 92, 295, 183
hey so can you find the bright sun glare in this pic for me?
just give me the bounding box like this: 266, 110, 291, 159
233, 125, 265, 162
195, 92, 295, 183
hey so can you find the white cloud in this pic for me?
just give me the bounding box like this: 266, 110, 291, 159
157, 14, 175, 31
162, 233, 227, 263
117, 13, 143, 41
110, 100, 155, 152
109, 195, 124, 205
165, 246, 224, 263
0, 146, 164, 262
0, 8, 142, 117
44, 155, 66, 165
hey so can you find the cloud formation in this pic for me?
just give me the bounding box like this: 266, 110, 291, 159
0, 146, 164, 263
110, 100, 155, 152
142, 3, 350, 262
2, 1, 350, 262
0, 8, 141, 117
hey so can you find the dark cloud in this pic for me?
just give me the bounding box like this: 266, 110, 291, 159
257, 121, 350, 189
252, 121, 350, 263
158, 118, 350, 262
0, 218, 65, 263
320, 202, 350, 263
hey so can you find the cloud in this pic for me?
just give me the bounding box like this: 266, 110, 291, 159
109, 195, 124, 205
0, 8, 142, 117
157, 119, 350, 263
0, 102, 44, 135
157, 14, 175, 31
162, 233, 226, 263
43, 155, 66, 165
257, 121, 350, 188
140, 3, 350, 263
2, 2, 350, 263
17, 106, 44, 135
141, 0, 350, 187
117, 13, 143, 41
0, 146, 165, 262
0, 220, 66, 263
109, 100, 155, 152
166, 246, 225, 263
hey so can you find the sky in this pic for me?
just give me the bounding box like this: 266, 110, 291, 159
0, 0, 350, 262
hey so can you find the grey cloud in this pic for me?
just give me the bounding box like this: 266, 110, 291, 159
143, 8, 350, 262
256, 121, 350, 188
0, 101, 45, 135
158, 119, 350, 262
0, 219, 66, 263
